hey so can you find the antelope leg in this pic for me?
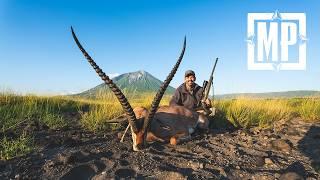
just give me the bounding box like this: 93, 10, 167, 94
120, 124, 130, 142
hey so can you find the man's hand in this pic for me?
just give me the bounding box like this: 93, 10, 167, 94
200, 99, 212, 115
201, 99, 212, 108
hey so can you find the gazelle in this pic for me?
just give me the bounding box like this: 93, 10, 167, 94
71, 27, 209, 151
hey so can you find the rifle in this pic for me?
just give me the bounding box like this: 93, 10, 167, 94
198, 57, 219, 111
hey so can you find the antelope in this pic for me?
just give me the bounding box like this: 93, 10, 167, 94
71, 27, 209, 151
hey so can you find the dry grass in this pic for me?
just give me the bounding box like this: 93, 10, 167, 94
79, 92, 171, 132
214, 98, 320, 128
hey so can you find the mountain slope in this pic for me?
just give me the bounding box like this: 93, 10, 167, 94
76, 70, 176, 98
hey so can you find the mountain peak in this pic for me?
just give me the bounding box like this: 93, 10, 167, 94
128, 70, 147, 75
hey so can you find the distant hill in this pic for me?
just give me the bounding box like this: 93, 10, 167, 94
216, 90, 320, 99
76, 70, 176, 98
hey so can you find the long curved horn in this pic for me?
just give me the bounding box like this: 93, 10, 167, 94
71, 27, 139, 133
142, 37, 186, 133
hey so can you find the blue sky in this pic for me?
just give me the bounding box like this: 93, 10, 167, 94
0, 0, 319, 95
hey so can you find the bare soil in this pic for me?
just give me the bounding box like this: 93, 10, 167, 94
1, 118, 319, 179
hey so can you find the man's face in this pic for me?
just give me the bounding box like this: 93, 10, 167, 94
184, 75, 196, 88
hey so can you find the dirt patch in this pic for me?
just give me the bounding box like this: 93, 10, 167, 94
0, 118, 319, 179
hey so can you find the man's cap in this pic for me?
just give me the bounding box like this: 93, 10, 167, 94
185, 70, 195, 77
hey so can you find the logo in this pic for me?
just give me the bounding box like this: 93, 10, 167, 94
247, 11, 307, 70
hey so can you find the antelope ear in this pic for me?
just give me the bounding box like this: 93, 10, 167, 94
133, 107, 148, 119
197, 113, 209, 130
141, 108, 148, 119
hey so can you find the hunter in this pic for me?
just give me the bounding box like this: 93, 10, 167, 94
170, 70, 212, 113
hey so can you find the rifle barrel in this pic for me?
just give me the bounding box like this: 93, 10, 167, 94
204, 57, 219, 100
211, 58, 219, 77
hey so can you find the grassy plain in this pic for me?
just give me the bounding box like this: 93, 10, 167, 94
1, 92, 319, 160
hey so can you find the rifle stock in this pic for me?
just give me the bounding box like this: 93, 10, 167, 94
198, 80, 208, 107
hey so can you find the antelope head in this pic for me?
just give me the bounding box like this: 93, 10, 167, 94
71, 27, 186, 151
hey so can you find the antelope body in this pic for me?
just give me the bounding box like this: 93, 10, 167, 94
132, 106, 208, 150
71, 27, 209, 151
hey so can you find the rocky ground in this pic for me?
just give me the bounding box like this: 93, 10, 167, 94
0, 117, 319, 179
